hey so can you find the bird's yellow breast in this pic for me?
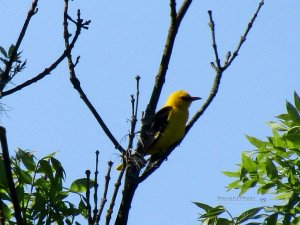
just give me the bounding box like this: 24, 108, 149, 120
146, 107, 188, 155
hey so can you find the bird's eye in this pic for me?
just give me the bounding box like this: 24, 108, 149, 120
180, 96, 190, 101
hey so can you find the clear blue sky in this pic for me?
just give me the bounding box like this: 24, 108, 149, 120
1, 1, 300, 225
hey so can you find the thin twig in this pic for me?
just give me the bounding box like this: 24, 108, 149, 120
176, 0, 193, 26
94, 161, 113, 225
127, 76, 140, 150
85, 170, 92, 225
208, 10, 221, 70
105, 163, 125, 225
0, 127, 25, 225
170, 0, 177, 22
0, 0, 38, 92
63, 0, 124, 153
187, 1, 264, 131
92, 150, 100, 222
224, 0, 264, 69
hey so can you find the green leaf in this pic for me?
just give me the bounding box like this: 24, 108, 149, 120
265, 158, 278, 180
265, 213, 278, 225
216, 218, 233, 225
274, 191, 293, 200
257, 183, 275, 194
286, 101, 300, 124
294, 92, 300, 112
19, 170, 32, 184
276, 113, 290, 121
38, 159, 53, 178
242, 153, 257, 173
79, 199, 87, 217
51, 157, 65, 179
35, 177, 50, 191
193, 202, 214, 212
17, 149, 36, 171
237, 207, 263, 223
246, 135, 265, 148
227, 180, 241, 191
0, 46, 8, 58
283, 126, 300, 145
1, 201, 11, 220
200, 205, 226, 218
240, 179, 257, 196
267, 121, 287, 132
70, 178, 95, 193
222, 171, 240, 178
8, 44, 15, 58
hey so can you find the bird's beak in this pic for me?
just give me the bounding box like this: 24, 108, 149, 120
190, 96, 201, 101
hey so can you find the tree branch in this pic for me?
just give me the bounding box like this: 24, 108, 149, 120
207, 10, 221, 70
0, 0, 38, 92
0, 127, 25, 225
0, 0, 84, 98
223, 0, 264, 70
94, 161, 113, 225
143, 0, 193, 123
115, 2, 194, 225
63, 0, 124, 153
85, 170, 92, 225
92, 150, 100, 222
186, 0, 264, 132
105, 163, 125, 225
127, 76, 140, 151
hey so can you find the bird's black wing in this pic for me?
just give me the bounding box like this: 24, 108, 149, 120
143, 106, 172, 152
150, 106, 172, 133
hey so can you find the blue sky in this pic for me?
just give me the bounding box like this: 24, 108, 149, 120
1, 1, 300, 225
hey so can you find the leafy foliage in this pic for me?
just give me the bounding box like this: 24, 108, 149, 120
195, 92, 300, 224
0, 44, 27, 91
0, 148, 91, 225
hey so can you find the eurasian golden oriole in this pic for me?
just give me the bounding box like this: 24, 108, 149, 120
116, 90, 200, 170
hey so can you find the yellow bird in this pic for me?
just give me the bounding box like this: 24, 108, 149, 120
116, 90, 200, 170
144, 90, 201, 156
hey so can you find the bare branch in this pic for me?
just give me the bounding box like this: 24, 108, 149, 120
127, 76, 140, 151
0, 1, 85, 98
224, 0, 264, 69
85, 170, 92, 225
185, 70, 222, 133
92, 150, 100, 222
0, 127, 25, 225
0, 0, 38, 92
105, 164, 125, 225
187, 0, 265, 132
94, 161, 113, 225
63, 0, 124, 153
176, 0, 193, 25
170, 0, 177, 21
208, 10, 221, 70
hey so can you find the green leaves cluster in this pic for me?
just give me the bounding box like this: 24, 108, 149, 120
0, 149, 90, 225
0, 44, 26, 91
195, 92, 300, 225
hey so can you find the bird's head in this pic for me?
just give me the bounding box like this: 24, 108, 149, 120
164, 90, 201, 110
